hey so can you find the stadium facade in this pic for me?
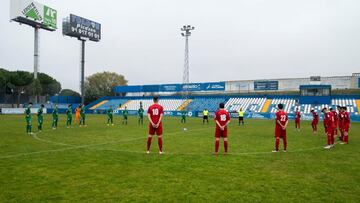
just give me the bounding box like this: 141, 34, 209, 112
226, 73, 360, 93
81, 73, 360, 122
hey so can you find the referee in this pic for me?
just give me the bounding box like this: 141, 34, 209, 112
238, 108, 244, 126
203, 109, 209, 124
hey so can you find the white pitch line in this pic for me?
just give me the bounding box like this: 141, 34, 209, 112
33, 133, 76, 147
0, 127, 209, 159
93, 141, 341, 156
0, 136, 145, 160
0, 126, 340, 159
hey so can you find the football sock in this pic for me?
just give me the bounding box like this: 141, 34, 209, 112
147, 137, 152, 151
224, 140, 228, 153
158, 136, 163, 152
275, 138, 280, 151
215, 140, 220, 153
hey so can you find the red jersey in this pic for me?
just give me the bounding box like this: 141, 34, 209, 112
214, 109, 230, 129
147, 103, 164, 124
338, 111, 344, 128
343, 111, 350, 128
275, 110, 288, 130
312, 111, 319, 121
295, 111, 301, 120
324, 111, 336, 129
331, 110, 338, 122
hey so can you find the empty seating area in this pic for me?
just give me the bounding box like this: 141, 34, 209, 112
186, 97, 227, 112
297, 104, 330, 114
119, 99, 186, 111
225, 97, 266, 113
270, 98, 296, 113
332, 98, 357, 113
96, 99, 129, 110
86, 96, 359, 116
32, 103, 76, 109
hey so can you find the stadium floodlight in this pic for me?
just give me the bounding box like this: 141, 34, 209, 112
62, 14, 101, 104
180, 24, 195, 101
10, 0, 58, 103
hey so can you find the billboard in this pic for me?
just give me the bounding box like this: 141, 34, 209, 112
160, 84, 181, 92
1, 108, 47, 115
254, 81, 278, 91
113, 82, 226, 93
62, 14, 101, 42
10, 0, 57, 31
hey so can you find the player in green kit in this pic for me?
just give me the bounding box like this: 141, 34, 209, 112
122, 106, 128, 125
25, 102, 33, 134
107, 106, 114, 126
37, 104, 44, 132
181, 110, 187, 123
52, 105, 59, 129
138, 106, 144, 125
80, 104, 86, 126
66, 104, 72, 128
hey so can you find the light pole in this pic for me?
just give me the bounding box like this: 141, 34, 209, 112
181, 25, 195, 99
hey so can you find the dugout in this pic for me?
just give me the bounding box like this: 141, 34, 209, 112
299, 85, 331, 105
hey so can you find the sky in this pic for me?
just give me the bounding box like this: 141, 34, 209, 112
1, 0, 360, 92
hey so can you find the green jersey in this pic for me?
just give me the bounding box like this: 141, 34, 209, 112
66, 107, 72, 118
80, 106, 85, 116
138, 108, 144, 117
25, 107, 31, 120
37, 108, 43, 117
52, 108, 58, 119
37, 108, 43, 122
107, 108, 113, 116
181, 111, 187, 118
123, 110, 128, 117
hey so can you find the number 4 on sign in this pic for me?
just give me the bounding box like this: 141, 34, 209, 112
46, 8, 56, 18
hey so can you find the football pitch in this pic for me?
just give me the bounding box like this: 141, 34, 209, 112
0, 114, 359, 202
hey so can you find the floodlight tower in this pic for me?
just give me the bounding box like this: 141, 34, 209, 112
181, 25, 195, 98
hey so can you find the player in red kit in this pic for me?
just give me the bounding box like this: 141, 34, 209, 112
337, 106, 344, 141
310, 109, 319, 134
322, 107, 336, 149
273, 104, 288, 153
330, 107, 338, 136
294, 107, 301, 132
340, 106, 351, 144
146, 96, 164, 154
214, 103, 230, 155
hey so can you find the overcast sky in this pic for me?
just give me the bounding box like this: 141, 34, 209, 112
1, 0, 360, 92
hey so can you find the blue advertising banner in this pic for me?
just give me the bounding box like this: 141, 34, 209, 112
254, 81, 278, 91
114, 82, 225, 93
160, 84, 181, 92
358, 78, 360, 88
200, 82, 226, 91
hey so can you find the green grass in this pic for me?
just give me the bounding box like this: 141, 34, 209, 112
0, 114, 359, 202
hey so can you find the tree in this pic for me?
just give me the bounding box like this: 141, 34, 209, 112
9, 71, 33, 87
85, 71, 128, 103
0, 68, 9, 94
38, 72, 61, 96
59, 89, 81, 97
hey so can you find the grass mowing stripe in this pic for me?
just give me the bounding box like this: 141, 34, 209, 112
0, 126, 211, 159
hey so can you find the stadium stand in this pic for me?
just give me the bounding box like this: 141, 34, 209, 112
118, 99, 186, 111
88, 99, 129, 110
225, 97, 266, 113
86, 95, 360, 119
269, 98, 296, 113
186, 97, 227, 112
